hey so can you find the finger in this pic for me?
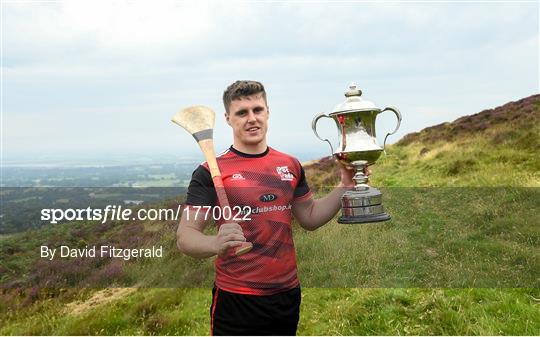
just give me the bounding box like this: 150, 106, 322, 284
218, 227, 233, 235
222, 241, 244, 250
230, 223, 244, 231
219, 228, 245, 237
224, 233, 246, 242
230, 230, 245, 238
221, 223, 243, 231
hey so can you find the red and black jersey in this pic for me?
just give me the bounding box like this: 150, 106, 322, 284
186, 146, 312, 295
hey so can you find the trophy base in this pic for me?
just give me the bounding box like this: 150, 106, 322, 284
338, 185, 391, 224
338, 212, 391, 224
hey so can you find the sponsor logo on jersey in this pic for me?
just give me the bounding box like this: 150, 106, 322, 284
276, 166, 294, 181
259, 193, 278, 202
231, 173, 245, 181
249, 203, 292, 214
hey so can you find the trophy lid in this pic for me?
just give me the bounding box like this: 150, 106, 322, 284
330, 82, 378, 114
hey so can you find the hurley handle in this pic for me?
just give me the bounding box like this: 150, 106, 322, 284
198, 139, 229, 208
197, 139, 251, 256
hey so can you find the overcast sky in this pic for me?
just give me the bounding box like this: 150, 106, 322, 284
2, 0, 538, 163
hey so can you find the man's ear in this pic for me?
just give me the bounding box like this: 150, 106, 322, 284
225, 112, 231, 126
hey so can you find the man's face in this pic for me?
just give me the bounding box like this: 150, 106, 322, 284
225, 94, 269, 147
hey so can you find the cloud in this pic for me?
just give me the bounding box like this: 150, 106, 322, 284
2, 1, 538, 159
4, 1, 215, 61
5, 2, 536, 64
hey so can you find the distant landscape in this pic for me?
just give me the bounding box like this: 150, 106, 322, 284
1, 161, 197, 188
0, 162, 198, 234
0, 94, 539, 335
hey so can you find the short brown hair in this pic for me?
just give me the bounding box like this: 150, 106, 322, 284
223, 80, 267, 113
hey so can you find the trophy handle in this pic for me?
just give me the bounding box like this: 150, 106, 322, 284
312, 113, 334, 155
381, 106, 402, 153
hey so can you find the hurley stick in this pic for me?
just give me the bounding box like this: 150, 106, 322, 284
172, 105, 253, 256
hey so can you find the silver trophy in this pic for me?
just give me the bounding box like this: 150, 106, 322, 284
312, 83, 402, 224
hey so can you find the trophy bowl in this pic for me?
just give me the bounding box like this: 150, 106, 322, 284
312, 83, 402, 224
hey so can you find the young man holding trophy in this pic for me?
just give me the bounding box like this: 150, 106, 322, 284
176, 80, 356, 335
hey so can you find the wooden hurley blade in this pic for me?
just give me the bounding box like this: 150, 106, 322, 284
171, 105, 220, 178
171, 105, 215, 136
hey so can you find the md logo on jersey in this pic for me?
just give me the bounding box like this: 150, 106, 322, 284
276, 166, 294, 181
259, 193, 278, 202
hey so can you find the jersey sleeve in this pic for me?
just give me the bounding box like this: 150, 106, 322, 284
293, 163, 312, 200
185, 165, 217, 206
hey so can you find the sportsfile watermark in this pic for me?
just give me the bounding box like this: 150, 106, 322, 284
41, 205, 184, 224
182, 204, 291, 221
40, 203, 295, 224
40, 245, 163, 261
183, 205, 252, 221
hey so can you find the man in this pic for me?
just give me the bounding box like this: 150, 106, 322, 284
177, 80, 355, 335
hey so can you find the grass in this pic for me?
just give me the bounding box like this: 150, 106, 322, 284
299, 288, 540, 335
0, 288, 211, 335
0, 98, 539, 334
295, 187, 538, 288
1, 288, 538, 335
372, 122, 540, 188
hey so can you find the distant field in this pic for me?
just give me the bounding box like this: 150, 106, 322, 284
1, 162, 196, 188
132, 179, 185, 187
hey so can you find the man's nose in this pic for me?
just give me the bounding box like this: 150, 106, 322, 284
247, 111, 257, 122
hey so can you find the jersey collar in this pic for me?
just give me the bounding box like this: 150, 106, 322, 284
229, 145, 270, 158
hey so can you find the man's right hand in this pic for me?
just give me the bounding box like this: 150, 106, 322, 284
215, 223, 247, 257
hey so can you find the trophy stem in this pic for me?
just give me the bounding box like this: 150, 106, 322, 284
351, 160, 369, 191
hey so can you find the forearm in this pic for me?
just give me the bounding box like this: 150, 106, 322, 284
299, 184, 352, 231
177, 226, 217, 259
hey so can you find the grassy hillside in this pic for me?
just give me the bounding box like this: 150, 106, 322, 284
1, 95, 539, 335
